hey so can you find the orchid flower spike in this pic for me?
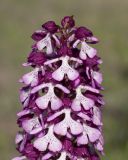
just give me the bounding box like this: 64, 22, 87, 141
13, 16, 104, 160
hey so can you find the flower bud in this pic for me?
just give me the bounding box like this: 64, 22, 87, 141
42, 21, 58, 33
61, 16, 75, 28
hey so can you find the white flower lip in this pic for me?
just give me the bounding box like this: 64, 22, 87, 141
45, 55, 82, 81
31, 83, 70, 110
47, 109, 83, 136
34, 125, 62, 152
71, 85, 99, 111
73, 40, 97, 60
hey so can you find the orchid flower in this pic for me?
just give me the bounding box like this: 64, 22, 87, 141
31, 83, 70, 110
73, 39, 97, 60
77, 123, 101, 145
37, 33, 53, 54
37, 33, 60, 54
44, 55, 82, 81
13, 16, 104, 160
47, 109, 83, 136
71, 85, 99, 111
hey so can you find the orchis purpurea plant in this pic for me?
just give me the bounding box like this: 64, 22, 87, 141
13, 16, 105, 160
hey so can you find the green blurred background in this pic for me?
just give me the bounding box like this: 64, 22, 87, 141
0, 0, 128, 159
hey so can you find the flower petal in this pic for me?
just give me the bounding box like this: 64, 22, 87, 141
80, 41, 97, 60
93, 106, 102, 126
85, 125, 101, 142
46, 37, 53, 54
20, 69, 39, 86
52, 67, 64, 81
77, 132, 88, 145
17, 109, 30, 117
81, 96, 94, 110
51, 96, 63, 110
36, 95, 49, 109
12, 156, 26, 160
15, 133, 23, 144
31, 83, 47, 94
79, 49, 87, 60
73, 39, 80, 48
19, 88, 30, 107
41, 153, 53, 160
77, 112, 91, 121
69, 119, 83, 135
95, 135, 104, 152
57, 152, 67, 160
71, 99, 81, 111
49, 136, 62, 152
93, 71, 103, 84
22, 117, 42, 134
55, 84, 70, 94
54, 119, 67, 136
37, 38, 47, 51
34, 136, 48, 151
67, 67, 79, 80
86, 47, 97, 58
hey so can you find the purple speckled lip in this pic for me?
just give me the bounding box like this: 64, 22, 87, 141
13, 16, 104, 160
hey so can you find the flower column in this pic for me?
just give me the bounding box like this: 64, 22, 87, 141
13, 16, 104, 160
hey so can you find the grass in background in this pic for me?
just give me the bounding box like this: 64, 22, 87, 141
0, 0, 128, 159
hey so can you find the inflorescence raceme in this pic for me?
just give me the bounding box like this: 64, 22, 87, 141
13, 16, 104, 160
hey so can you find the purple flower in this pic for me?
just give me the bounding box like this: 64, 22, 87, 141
61, 16, 75, 28
42, 21, 58, 33
13, 16, 104, 160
